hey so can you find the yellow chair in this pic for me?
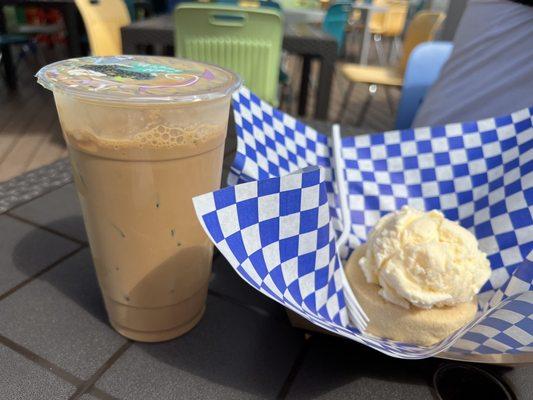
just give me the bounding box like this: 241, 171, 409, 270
338, 11, 445, 125
368, 0, 408, 65
74, 0, 131, 56
369, 0, 408, 36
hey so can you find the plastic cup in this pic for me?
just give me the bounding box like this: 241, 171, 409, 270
37, 56, 241, 342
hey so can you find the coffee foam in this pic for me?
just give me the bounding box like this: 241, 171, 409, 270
131, 124, 221, 149
66, 123, 224, 155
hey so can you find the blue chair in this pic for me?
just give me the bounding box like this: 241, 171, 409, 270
395, 41, 453, 129
322, 1, 352, 54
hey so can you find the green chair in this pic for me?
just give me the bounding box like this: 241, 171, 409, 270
278, 0, 319, 10
175, 3, 283, 106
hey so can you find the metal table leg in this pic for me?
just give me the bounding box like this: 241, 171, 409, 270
298, 55, 312, 116
0, 6, 16, 89
121, 30, 137, 54
315, 56, 335, 120
60, 3, 83, 57
359, 9, 372, 65
1, 43, 17, 90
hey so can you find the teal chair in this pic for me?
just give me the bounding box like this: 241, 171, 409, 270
124, 0, 136, 19
395, 41, 453, 129
261, 0, 282, 10
278, 0, 319, 9
175, 3, 283, 106
124, 0, 154, 20
322, 1, 352, 54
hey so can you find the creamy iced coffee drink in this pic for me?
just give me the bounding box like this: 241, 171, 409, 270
37, 56, 240, 341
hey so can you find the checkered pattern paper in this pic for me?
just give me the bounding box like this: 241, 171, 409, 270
193, 87, 533, 360
195, 167, 349, 329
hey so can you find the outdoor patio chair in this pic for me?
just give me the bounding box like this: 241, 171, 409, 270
123, 0, 153, 20
239, 0, 283, 10
174, 3, 283, 106
368, 0, 409, 65
74, 0, 131, 55
278, 0, 320, 10
395, 41, 453, 129
322, 1, 352, 55
337, 10, 445, 126
260, 1, 282, 10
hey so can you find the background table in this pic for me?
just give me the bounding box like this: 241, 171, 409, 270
283, 7, 325, 25
121, 14, 337, 120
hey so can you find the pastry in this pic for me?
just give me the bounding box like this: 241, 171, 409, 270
345, 206, 491, 346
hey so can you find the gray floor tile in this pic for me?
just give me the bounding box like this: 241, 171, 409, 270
210, 255, 287, 322
10, 183, 87, 242
0, 249, 126, 380
286, 335, 439, 399
79, 394, 99, 400
96, 295, 304, 400
0, 215, 79, 295
85, 387, 118, 400
0, 344, 75, 399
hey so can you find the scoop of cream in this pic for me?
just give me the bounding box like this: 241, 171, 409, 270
359, 206, 491, 309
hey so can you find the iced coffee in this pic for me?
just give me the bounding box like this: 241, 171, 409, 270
37, 56, 241, 341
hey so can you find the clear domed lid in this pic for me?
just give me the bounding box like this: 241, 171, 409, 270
37, 55, 241, 104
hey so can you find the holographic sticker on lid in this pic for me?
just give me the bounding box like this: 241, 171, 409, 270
36, 55, 241, 104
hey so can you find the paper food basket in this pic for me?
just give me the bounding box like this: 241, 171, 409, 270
193, 87, 532, 364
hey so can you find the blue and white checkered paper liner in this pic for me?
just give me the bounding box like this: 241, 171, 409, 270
193, 87, 533, 359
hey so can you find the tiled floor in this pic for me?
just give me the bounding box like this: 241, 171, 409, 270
1, 344, 76, 399
0, 177, 305, 400
1, 157, 532, 400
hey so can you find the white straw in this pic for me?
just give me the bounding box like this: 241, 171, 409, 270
332, 124, 369, 330
332, 124, 351, 253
